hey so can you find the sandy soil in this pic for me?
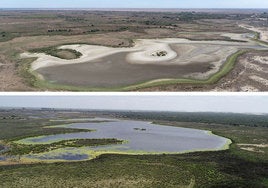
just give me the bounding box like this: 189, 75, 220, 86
249, 75, 268, 86
238, 143, 267, 153
239, 147, 264, 153
240, 86, 259, 92
206, 52, 268, 91
239, 24, 268, 42
237, 144, 268, 148
252, 56, 268, 65
141, 51, 268, 91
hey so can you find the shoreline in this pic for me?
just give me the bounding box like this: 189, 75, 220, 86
2, 120, 232, 165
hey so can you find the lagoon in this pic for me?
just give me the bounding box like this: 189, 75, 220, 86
16, 119, 231, 162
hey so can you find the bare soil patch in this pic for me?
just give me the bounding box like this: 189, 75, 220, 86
238, 143, 268, 153
37, 51, 211, 87
141, 51, 268, 91
240, 24, 268, 42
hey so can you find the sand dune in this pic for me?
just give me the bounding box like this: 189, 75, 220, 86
239, 24, 268, 42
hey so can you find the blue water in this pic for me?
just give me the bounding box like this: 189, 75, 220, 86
0, 156, 6, 161
22, 119, 229, 153
36, 153, 89, 161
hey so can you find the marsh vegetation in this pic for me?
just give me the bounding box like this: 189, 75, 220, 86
6, 138, 124, 156
0, 109, 267, 187
30, 47, 82, 60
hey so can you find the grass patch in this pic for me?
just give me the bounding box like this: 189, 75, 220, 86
254, 39, 268, 46
251, 31, 268, 46
6, 138, 124, 156
0, 149, 266, 187
0, 31, 18, 42
30, 46, 82, 60
17, 57, 39, 88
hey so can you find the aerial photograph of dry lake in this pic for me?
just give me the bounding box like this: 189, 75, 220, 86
0, 1, 268, 91
0, 95, 267, 187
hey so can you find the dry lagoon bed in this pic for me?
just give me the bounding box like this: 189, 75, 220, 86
21, 33, 267, 88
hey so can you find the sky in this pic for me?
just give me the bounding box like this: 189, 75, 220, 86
0, 95, 267, 114
0, 0, 268, 9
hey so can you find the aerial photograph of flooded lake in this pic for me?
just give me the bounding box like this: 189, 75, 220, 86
16, 119, 230, 162
0, 95, 267, 187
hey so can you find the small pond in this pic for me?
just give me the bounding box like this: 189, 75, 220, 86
0, 156, 6, 161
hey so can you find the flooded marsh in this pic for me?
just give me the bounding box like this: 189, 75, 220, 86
13, 119, 231, 162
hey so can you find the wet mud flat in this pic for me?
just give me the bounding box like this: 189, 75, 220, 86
36, 51, 212, 88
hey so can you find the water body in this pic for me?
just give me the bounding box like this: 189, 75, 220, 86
19, 120, 230, 159
0, 145, 9, 161
0, 156, 6, 161
0, 145, 8, 154
0, 145, 4, 152
37, 153, 89, 161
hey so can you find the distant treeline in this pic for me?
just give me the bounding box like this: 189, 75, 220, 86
107, 111, 268, 127
47, 29, 72, 33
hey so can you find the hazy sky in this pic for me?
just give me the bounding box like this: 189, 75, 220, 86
0, 95, 267, 114
0, 0, 268, 9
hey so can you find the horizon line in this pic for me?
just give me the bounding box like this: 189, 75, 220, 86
0, 106, 267, 115
1, 8, 268, 10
